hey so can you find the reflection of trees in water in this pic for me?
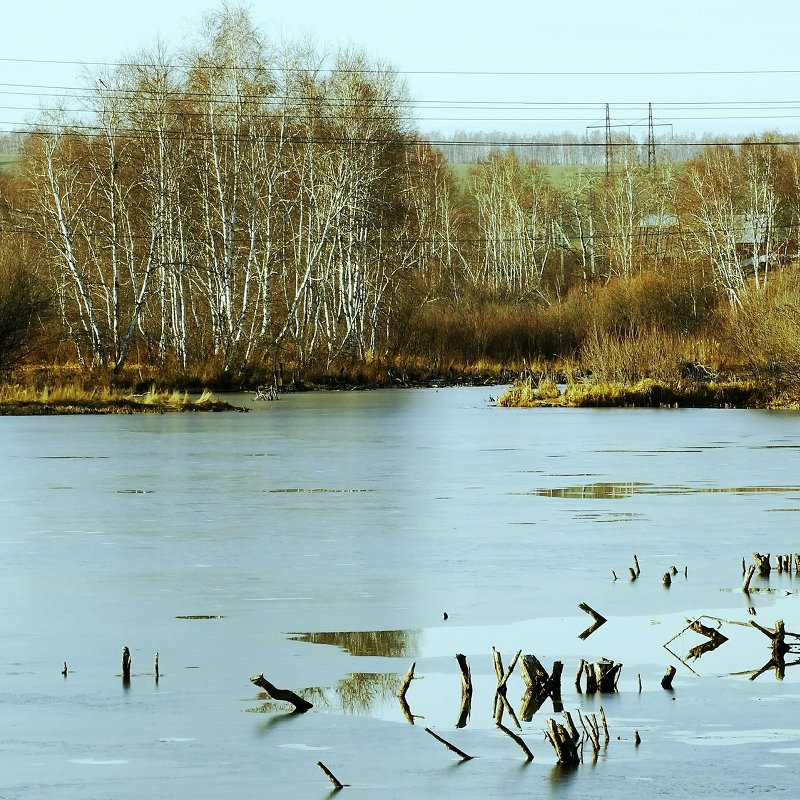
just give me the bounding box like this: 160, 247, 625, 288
291, 628, 420, 658
335, 672, 399, 714
248, 673, 399, 715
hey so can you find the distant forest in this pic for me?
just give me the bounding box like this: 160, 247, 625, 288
1, 6, 800, 390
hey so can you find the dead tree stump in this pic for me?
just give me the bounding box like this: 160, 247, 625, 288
754, 552, 771, 577
582, 658, 622, 693
545, 717, 580, 766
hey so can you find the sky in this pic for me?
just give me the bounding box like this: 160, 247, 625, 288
2, 0, 800, 141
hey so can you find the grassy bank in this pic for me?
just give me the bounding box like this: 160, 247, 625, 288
0, 385, 247, 415
496, 376, 790, 409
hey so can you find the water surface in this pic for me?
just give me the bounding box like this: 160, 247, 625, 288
2, 388, 800, 798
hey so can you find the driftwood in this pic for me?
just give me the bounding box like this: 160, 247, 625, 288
662, 571, 672, 587
424, 727, 473, 761
661, 665, 677, 689
121, 646, 131, 680
497, 722, 534, 762
397, 661, 416, 699
62, 661, 68, 677
743, 564, 756, 592
633, 554, 641, 576
317, 761, 344, 790
455, 654, 472, 728
250, 673, 313, 712
578, 602, 607, 640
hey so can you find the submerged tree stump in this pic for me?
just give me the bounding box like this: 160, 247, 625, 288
754, 552, 771, 577
580, 658, 622, 693
545, 716, 579, 766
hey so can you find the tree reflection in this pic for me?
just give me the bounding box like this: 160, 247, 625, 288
291, 628, 420, 658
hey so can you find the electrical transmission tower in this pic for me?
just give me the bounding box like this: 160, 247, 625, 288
647, 102, 656, 170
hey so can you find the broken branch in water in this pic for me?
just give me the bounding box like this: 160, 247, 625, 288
317, 761, 344, 790
578, 602, 607, 639
424, 727, 474, 761
397, 661, 416, 700
249, 673, 313, 712
497, 722, 534, 762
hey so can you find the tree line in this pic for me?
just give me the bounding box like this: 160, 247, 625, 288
1, 6, 800, 387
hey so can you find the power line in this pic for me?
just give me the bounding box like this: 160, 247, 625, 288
3, 56, 800, 77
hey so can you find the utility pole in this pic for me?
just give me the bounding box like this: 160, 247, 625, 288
647, 102, 656, 171
605, 103, 612, 176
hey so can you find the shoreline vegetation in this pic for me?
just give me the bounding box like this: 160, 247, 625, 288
4, 9, 800, 413
495, 375, 789, 409
0, 385, 247, 415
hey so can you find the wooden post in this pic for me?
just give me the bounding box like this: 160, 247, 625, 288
121, 646, 131, 680
154, 652, 159, 680
575, 658, 586, 692
662, 572, 672, 587
599, 705, 610, 745
455, 654, 472, 696
661, 665, 676, 689
633, 554, 641, 576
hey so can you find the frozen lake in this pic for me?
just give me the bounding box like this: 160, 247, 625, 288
2, 387, 800, 798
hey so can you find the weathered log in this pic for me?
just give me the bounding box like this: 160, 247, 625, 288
317, 761, 344, 790
250, 673, 313, 712
397, 661, 416, 699
491, 647, 504, 684
398, 693, 415, 725
497, 722, 534, 762
455, 653, 473, 696
521, 654, 549, 691
424, 727, 473, 761
689, 619, 728, 646
754, 552, 771, 577
661, 665, 677, 689
743, 564, 756, 592
497, 649, 521, 694
584, 658, 622, 693
750, 618, 792, 659
121, 646, 131, 680
578, 602, 607, 639
545, 717, 579, 766
575, 658, 586, 692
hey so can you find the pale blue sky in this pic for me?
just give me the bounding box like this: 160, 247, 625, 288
2, 0, 799, 138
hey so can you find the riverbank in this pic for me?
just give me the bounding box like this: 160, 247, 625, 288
0, 386, 247, 415
496, 377, 798, 409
